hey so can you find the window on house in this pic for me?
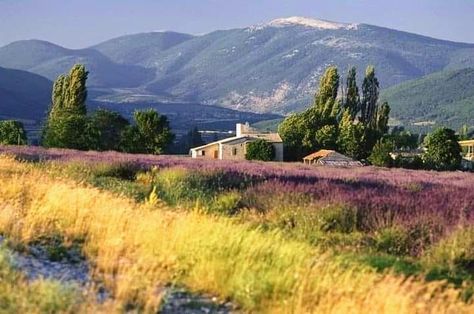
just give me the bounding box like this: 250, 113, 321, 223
232, 148, 237, 156
201, 150, 206, 156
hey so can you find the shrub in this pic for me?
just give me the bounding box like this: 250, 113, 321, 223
368, 139, 394, 167
208, 192, 242, 215
246, 139, 275, 161
424, 227, 474, 274
317, 205, 358, 233
394, 155, 425, 170
373, 227, 411, 256
0, 120, 27, 145
373, 223, 436, 257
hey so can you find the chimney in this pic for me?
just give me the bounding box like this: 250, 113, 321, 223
236, 122, 251, 137
236, 123, 243, 137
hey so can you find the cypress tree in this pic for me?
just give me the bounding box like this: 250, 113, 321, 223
64, 64, 88, 115
42, 64, 89, 149
361, 66, 379, 126
375, 102, 391, 135
344, 67, 360, 119
314, 66, 340, 120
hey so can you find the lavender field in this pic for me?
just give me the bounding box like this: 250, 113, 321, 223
0, 145, 474, 312
2, 145, 473, 253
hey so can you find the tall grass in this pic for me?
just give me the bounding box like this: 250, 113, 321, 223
0, 156, 473, 313
0, 246, 80, 313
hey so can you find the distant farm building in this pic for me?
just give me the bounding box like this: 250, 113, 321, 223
389, 148, 424, 160
303, 150, 363, 167
459, 140, 474, 169
190, 123, 284, 161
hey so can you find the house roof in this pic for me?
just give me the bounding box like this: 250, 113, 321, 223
190, 133, 282, 151
190, 136, 240, 151
459, 140, 474, 146
303, 150, 337, 161
250, 133, 283, 143
303, 150, 363, 166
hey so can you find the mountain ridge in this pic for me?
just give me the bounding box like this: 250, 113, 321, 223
1, 17, 474, 126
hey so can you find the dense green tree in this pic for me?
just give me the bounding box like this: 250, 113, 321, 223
344, 67, 360, 119
458, 124, 470, 141
315, 125, 338, 150
337, 110, 367, 160
279, 66, 341, 160
0, 120, 27, 145
119, 125, 143, 154
361, 66, 380, 126
86, 109, 129, 151
246, 139, 275, 161
120, 109, 174, 154
423, 127, 462, 171
387, 127, 419, 150
278, 113, 309, 160
361, 101, 391, 155
368, 139, 394, 167
280, 65, 390, 162
42, 64, 89, 149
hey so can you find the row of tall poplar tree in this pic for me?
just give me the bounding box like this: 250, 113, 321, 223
41, 64, 175, 154
279, 65, 390, 161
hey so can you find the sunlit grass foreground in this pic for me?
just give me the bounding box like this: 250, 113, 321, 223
0, 156, 472, 313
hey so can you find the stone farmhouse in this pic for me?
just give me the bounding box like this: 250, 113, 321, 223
190, 123, 283, 161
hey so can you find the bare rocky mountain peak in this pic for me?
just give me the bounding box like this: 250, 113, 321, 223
266, 16, 359, 30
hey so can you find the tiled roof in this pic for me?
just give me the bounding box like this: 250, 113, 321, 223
303, 150, 336, 160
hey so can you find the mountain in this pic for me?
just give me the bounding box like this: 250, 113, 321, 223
92, 31, 194, 66
0, 40, 155, 88
1, 17, 474, 119
381, 68, 474, 131
0, 67, 52, 122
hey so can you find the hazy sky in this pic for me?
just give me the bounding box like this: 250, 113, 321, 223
1, 0, 473, 48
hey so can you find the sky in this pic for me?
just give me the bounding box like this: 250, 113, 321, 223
1, 0, 474, 48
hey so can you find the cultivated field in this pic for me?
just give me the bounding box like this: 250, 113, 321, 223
0, 145, 473, 313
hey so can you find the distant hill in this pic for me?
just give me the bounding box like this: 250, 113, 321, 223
381, 68, 474, 131
0, 40, 155, 88
1, 17, 474, 115
92, 31, 194, 66
0, 67, 52, 122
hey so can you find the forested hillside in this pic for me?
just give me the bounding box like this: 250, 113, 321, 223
381, 68, 474, 130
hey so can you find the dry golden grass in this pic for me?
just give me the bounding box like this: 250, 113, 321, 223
0, 156, 472, 313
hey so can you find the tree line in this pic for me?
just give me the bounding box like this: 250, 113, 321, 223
278, 65, 468, 171
279, 65, 390, 161
0, 64, 176, 154
0, 63, 471, 170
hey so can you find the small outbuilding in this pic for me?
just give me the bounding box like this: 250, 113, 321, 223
303, 150, 363, 167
